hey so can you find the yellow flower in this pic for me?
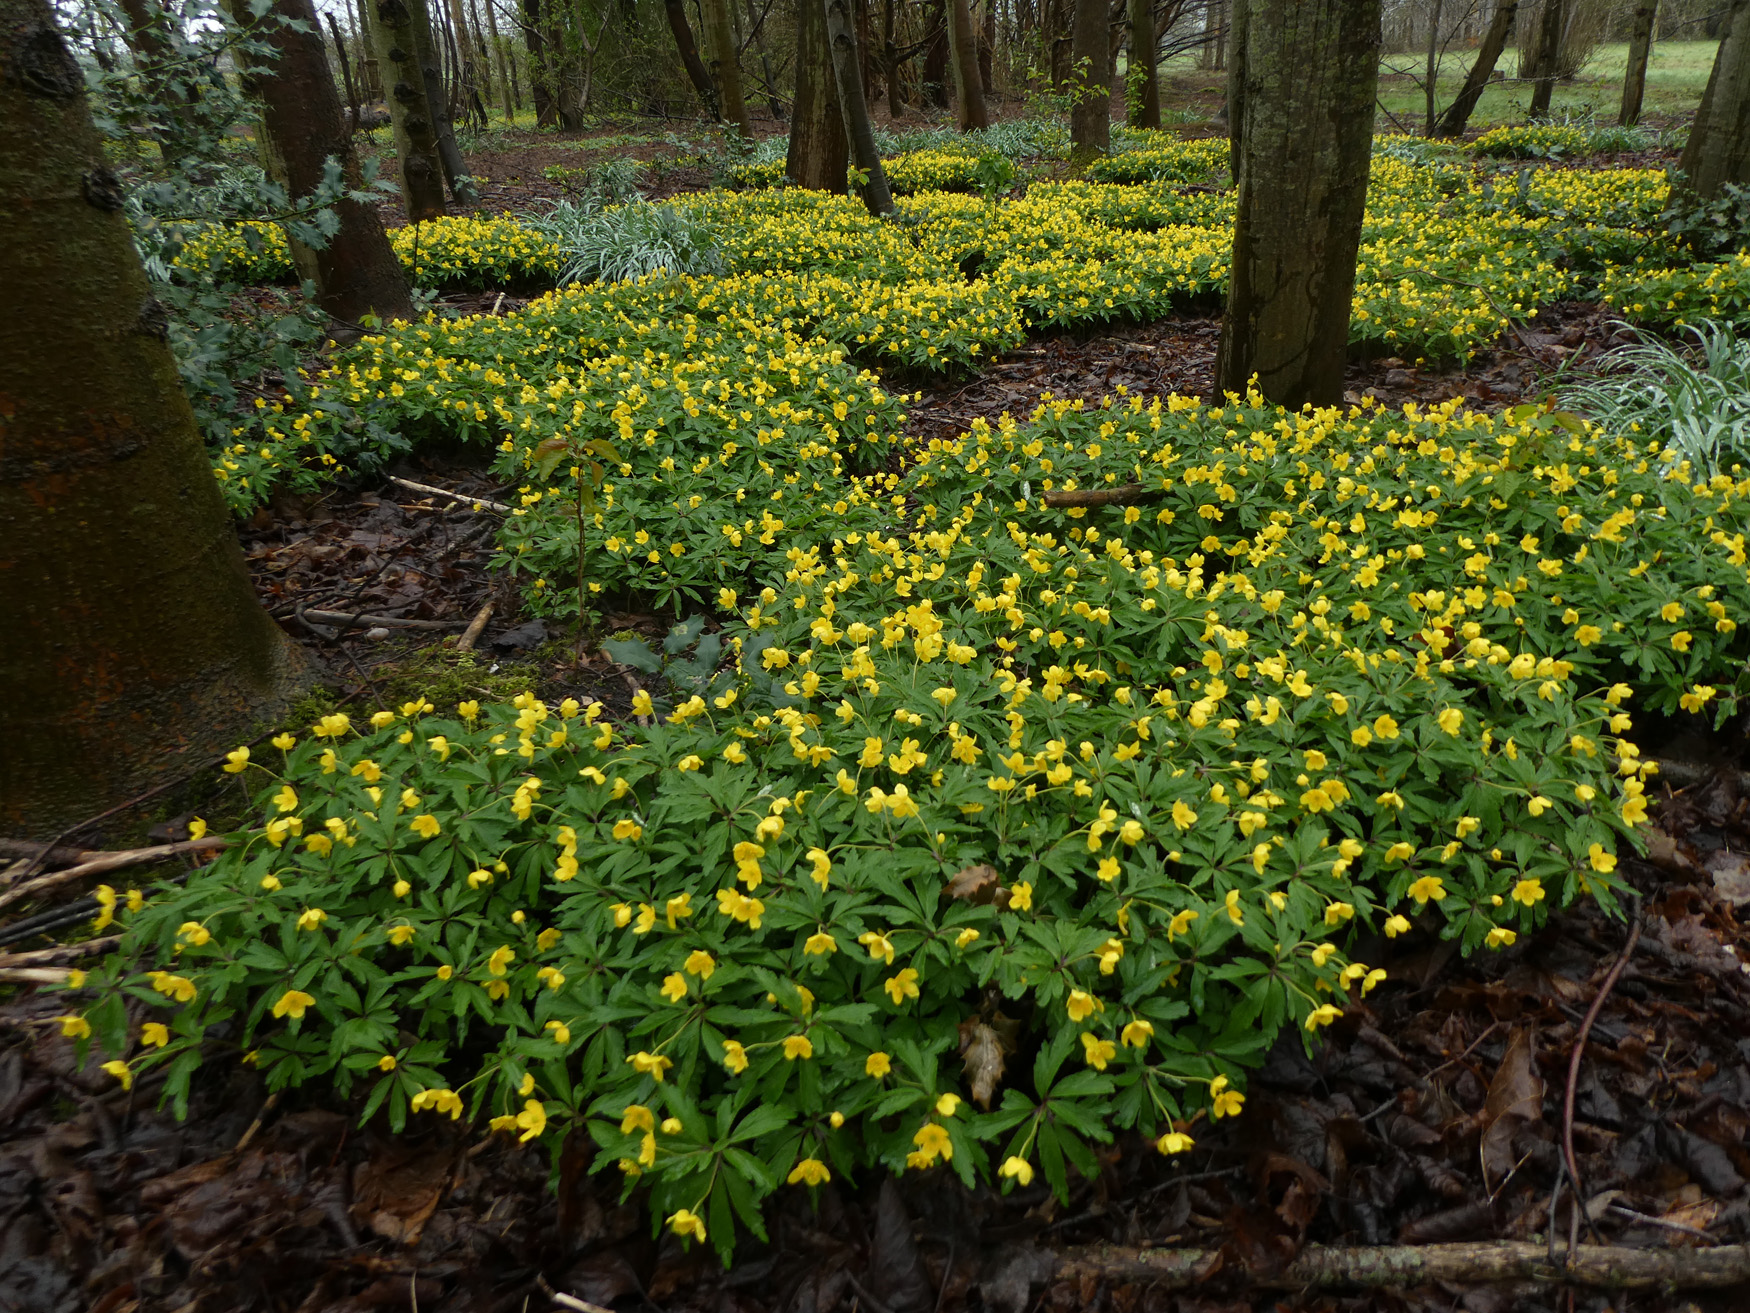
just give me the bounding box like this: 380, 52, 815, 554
272, 989, 316, 1020
684, 950, 716, 979
955, 927, 980, 948
627, 1051, 674, 1081
1486, 926, 1518, 948
271, 732, 296, 751
1511, 877, 1545, 906
661, 972, 688, 1002
222, 746, 251, 773
669, 1209, 707, 1242
1407, 875, 1447, 904
804, 929, 838, 956
858, 930, 896, 964
1383, 914, 1412, 937
612, 819, 643, 841
1081, 1032, 1117, 1070
999, 1155, 1035, 1186
1209, 1074, 1244, 1119
1588, 842, 1617, 873
783, 1034, 814, 1061
621, 1103, 655, 1134
806, 847, 832, 887
1305, 1003, 1342, 1031
409, 814, 441, 839
457, 701, 479, 722
908, 1122, 953, 1166
1156, 1131, 1194, 1155
377, 1054, 397, 1071
515, 1099, 547, 1142
1066, 989, 1101, 1022
101, 1060, 133, 1090
546, 1020, 571, 1044
296, 907, 328, 931
884, 968, 921, 1004
721, 1039, 749, 1073
141, 1022, 170, 1047
1121, 1018, 1154, 1048
1009, 881, 1033, 912
487, 945, 515, 976
178, 920, 211, 947
1436, 708, 1463, 736
865, 1051, 892, 1078
787, 1157, 832, 1186
59, 1015, 91, 1039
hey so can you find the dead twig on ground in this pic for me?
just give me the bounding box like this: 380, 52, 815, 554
302, 610, 467, 631
387, 476, 511, 512
1041, 483, 1169, 509
0, 837, 229, 913
456, 601, 495, 653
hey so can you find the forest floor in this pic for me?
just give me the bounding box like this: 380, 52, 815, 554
7, 133, 1750, 1313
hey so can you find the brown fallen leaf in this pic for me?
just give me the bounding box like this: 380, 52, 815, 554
945, 863, 1001, 903
1479, 1028, 1544, 1190
959, 1019, 1009, 1109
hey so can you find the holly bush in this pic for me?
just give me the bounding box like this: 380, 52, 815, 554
68, 386, 1749, 1261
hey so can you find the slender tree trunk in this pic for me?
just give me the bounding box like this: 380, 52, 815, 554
231, 0, 413, 323
665, 0, 720, 115
701, 0, 754, 138
1526, 0, 1563, 116
978, 0, 994, 95
463, 0, 493, 108
1127, 0, 1159, 127
0, 0, 309, 835
1222, 0, 1247, 169
1436, 0, 1514, 137
1679, 0, 1750, 198
482, 0, 516, 119
1068, 0, 1108, 161
113, 0, 200, 163
1422, 0, 1442, 135
823, 0, 894, 213
1619, 0, 1656, 126
923, 0, 949, 105
326, 10, 362, 135
946, 0, 988, 128
1216, 0, 1380, 407
355, 0, 381, 98
882, 0, 905, 116
405, 0, 471, 189
787, 0, 848, 187
373, 0, 449, 217
521, 0, 555, 124
745, 0, 786, 118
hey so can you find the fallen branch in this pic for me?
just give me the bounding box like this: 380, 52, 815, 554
0, 935, 121, 969
0, 839, 100, 870
456, 600, 495, 653
303, 610, 467, 631
387, 476, 511, 513
0, 837, 229, 913
1053, 1240, 1750, 1290
0, 967, 77, 985
1041, 484, 1169, 509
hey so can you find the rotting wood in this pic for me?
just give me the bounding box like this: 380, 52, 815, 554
0, 935, 121, 968
1041, 484, 1169, 508
387, 476, 510, 512
0, 837, 229, 913
1052, 1240, 1750, 1290
456, 600, 495, 652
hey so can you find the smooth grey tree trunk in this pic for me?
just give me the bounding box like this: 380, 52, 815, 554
823, 0, 894, 212
946, 0, 987, 129
1619, 0, 1656, 126
1216, 0, 1380, 407
1436, 0, 1515, 137
1680, 0, 1750, 198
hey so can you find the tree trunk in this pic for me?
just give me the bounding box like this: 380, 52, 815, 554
406, 0, 471, 192
1435, 0, 1514, 137
978, 0, 994, 95
0, 0, 309, 836
1222, 0, 1247, 172
112, 0, 199, 164
923, 0, 949, 105
355, 0, 381, 98
231, 0, 413, 324
521, 0, 555, 125
1127, 0, 1159, 127
665, 0, 720, 115
946, 0, 988, 128
325, 10, 362, 135
701, 0, 754, 138
823, 0, 893, 213
463, 0, 493, 110
787, 0, 848, 187
882, 0, 904, 116
1526, 0, 1563, 116
373, 0, 448, 217
744, 0, 786, 119
1422, 0, 1442, 135
480, 0, 516, 120
1679, 0, 1750, 198
1068, 0, 1108, 162
1619, 0, 1656, 126
1216, 0, 1380, 407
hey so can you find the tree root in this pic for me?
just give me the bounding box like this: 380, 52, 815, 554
1053, 1241, 1750, 1290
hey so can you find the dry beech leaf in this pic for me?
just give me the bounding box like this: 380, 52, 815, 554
958, 1019, 1008, 1109
945, 863, 1001, 903
1479, 1028, 1544, 1188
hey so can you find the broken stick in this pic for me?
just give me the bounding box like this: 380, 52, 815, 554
0, 837, 229, 913
1041, 484, 1169, 509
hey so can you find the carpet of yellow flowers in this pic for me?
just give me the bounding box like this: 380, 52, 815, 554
66, 140, 1750, 1261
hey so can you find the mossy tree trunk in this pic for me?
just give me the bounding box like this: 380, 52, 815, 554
0, 0, 310, 836
788, 0, 848, 188
1127, 0, 1160, 128
1619, 0, 1656, 126
406, 0, 471, 195
228, 0, 413, 325
372, 0, 447, 217
1435, 0, 1515, 137
701, 0, 753, 139
1216, 0, 1379, 408
1068, 0, 1109, 162
1680, 0, 1750, 198
824, 0, 894, 213
946, 0, 987, 129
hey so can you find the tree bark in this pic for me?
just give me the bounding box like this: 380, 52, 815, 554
0, 0, 309, 836
882, 0, 904, 116
373, 0, 448, 217
701, 0, 754, 138
406, 0, 471, 193
823, 0, 893, 213
923, 0, 949, 105
1679, 0, 1750, 198
1127, 0, 1159, 127
481, 0, 516, 120
946, 0, 988, 129
665, 0, 720, 115
1216, 0, 1379, 408
787, 0, 848, 188
112, 0, 199, 164
1422, 0, 1442, 135
1054, 1241, 1750, 1292
1068, 0, 1108, 162
231, 0, 413, 323
1526, 0, 1564, 116
1436, 0, 1514, 136
1619, 0, 1656, 125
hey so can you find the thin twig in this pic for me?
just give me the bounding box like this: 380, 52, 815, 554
0, 935, 121, 968
387, 476, 511, 512
457, 600, 495, 652
303, 609, 467, 631
1562, 896, 1642, 1252
535, 1275, 613, 1313
0, 837, 229, 913
1609, 1203, 1714, 1239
